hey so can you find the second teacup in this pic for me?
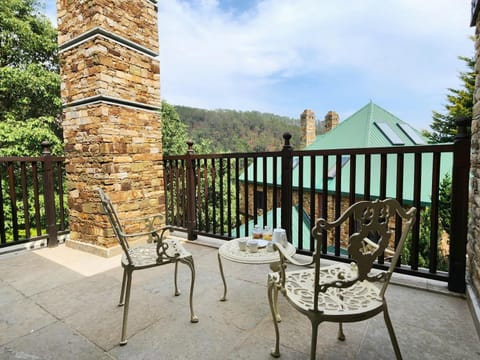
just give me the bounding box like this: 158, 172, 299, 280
238, 238, 247, 251
247, 239, 258, 253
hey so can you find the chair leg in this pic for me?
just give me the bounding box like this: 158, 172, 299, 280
179, 256, 199, 323
337, 322, 345, 341
272, 283, 281, 322
268, 278, 281, 358
383, 303, 402, 360
310, 319, 321, 360
120, 270, 133, 345
218, 252, 228, 301
174, 260, 180, 296
119, 268, 127, 306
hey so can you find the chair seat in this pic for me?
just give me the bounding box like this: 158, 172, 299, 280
122, 239, 192, 268
278, 263, 383, 317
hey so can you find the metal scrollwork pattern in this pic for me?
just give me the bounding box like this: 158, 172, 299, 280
267, 199, 416, 360
284, 264, 382, 315
121, 239, 188, 267
347, 201, 395, 281
156, 238, 183, 264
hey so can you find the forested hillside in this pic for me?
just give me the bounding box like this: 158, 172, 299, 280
174, 106, 302, 153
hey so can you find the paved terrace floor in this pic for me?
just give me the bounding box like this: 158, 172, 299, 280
1, 236, 479, 360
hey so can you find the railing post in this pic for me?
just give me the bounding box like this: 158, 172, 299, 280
448, 117, 471, 293
41, 141, 58, 247
281, 133, 293, 242
186, 140, 197, 240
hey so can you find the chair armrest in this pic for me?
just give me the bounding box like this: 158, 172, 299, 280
273, 242, 314, 267
362, 237, 394, 259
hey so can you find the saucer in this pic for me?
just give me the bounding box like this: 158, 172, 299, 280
255, 240, 269, 248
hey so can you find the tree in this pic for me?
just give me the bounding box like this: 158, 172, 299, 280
0, 0, 61, 156
161, 100, 214, 155
0, 0, 58, 70
161, 100, 189, 156
402, 173, 451, 272
174, 105, 301, 153
426, 54, 475, 143
438, 173, 452, 235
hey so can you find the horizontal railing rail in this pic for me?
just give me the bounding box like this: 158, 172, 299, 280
0, 142, 68, 250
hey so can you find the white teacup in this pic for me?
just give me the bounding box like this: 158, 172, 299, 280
273, 228, 287, 246
238, 238, 247, 251
266, 241, 275, 252
247, 240, 258, 253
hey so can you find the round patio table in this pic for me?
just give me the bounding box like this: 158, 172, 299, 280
217, 238, 296, 301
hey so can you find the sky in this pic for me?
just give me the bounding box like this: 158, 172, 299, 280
43, 0, 475, 131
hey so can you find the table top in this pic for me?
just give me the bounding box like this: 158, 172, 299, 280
218, 238, 296, 264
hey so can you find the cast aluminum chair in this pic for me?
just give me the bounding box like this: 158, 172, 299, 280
267, 199, 416, 360
98, 188, 198, 345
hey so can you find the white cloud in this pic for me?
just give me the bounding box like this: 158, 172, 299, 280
44, 0, 473, 128
158, 0, 474, 123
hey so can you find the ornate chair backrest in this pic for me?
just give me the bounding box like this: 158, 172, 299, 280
311, 199, 416, 311
97, 188, 132, 263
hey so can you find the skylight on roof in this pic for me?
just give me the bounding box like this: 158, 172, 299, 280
327, 156, 350, 179
397, 123, 425, 144
375, 122, 404, 145
292, 157, 299, 169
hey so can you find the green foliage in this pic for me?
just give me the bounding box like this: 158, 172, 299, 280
0, 1, 65, 243
161, 101, 189, 156
438, 173, 452, 235
0, 115, 63, 156
402, 207, 430, 269
195, 159, 238, 234
0, 0, 58, 70
175, 105, 301, 153
402, 174, 452, 271
0, 64, 61, 121
426, 54, 475, 143
0, 0, 61, 156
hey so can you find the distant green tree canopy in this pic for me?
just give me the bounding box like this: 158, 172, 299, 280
0, 0, 62, 156
161, 101, 188, 156
161, 101, 213, 155
426, 54, 475, 144
174, 105, 301, 153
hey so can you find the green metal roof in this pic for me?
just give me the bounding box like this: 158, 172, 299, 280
289, 152, 452, 205
304, 101, 427, 149
240, 102, 453, 205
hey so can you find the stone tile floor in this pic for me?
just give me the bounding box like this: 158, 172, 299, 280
0, 237, 479, 360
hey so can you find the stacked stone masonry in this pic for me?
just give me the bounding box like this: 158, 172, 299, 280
63, 103, 163, 248
57, 0, 159, 53
300, 110, 316, 148
469, 18, 480, 304
58, 0, 163, 251
61, 38, 160, 106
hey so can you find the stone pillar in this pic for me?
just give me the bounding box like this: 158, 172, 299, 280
469, 4, 480, 335
57, 0, 163, 256
324, 111, 339, 132
300, 109, 316, 148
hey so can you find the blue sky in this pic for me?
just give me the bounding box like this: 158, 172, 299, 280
43, 0, 474, 131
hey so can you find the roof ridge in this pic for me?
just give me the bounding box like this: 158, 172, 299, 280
375, 103, 403, 123
366, 101, 374, 146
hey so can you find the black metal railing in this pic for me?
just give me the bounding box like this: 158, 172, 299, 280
0, 142, 67, 249
0, 121, 470, 293
163, 120, 470, 293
